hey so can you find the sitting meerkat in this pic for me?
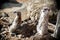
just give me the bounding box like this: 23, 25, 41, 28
9, 11, 21, 34
37, 6, 50, 35
33, 7, 51, 40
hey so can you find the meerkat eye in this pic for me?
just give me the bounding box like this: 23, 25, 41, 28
43, 8, 50, 12
43, 9, 47, 12
44, 9, 48, 11
14, 11, 17, 13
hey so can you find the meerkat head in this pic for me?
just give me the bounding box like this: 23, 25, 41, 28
14, 11, 21, 16
41, 7, 50, 15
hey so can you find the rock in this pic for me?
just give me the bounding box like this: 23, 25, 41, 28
33, 33, 57, 40
0, 12, 9, 18
2, 3, 22, 8
9, 0, 29, 3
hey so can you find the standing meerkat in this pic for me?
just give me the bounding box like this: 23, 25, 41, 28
37, 7, 50, 35
9, 11, 21, 34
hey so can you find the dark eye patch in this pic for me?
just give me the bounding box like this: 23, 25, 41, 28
43, 8, 50, 12
44, 9, 48, 11
14, 11, 17, 13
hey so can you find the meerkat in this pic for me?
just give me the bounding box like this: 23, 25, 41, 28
37, 7, 50, 35
9, 11, 21, 34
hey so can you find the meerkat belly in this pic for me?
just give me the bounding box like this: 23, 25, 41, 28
9, 22, 18, 32
37, 17, 48, 35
